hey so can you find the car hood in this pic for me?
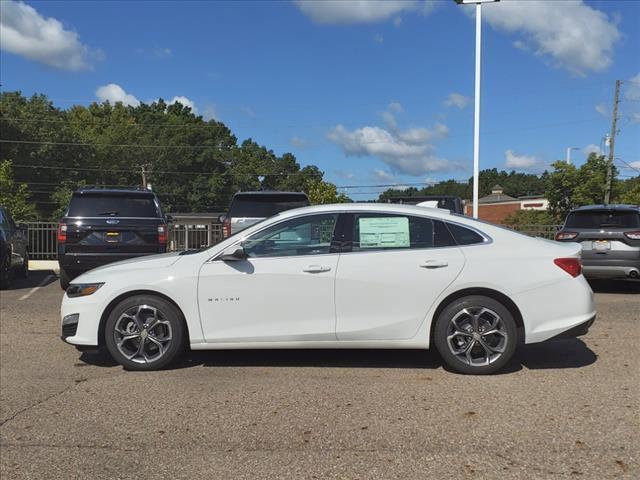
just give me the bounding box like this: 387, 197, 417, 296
74, 252, 183, 281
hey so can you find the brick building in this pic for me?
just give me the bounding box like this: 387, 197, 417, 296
464, 185, 548, 224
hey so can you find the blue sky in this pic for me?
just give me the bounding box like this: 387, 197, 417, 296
1, 0, 639, 198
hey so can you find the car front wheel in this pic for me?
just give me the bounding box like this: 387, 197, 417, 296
433, 295, 517, 375
104, 295, 185, 371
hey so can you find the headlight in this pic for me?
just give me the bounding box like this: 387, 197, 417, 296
66, 283, 104, 298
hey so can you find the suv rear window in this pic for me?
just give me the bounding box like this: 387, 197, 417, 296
565, 210, 640, 229
228, 193, 309, 218
67, 193, 160, 217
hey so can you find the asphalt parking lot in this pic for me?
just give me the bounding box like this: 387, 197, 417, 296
0, 272, 638, 479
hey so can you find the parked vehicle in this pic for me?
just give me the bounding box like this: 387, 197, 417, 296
61, 203, 595, 374
220, 191, 309, 238
556, 204, 640, 280
386, 196, 464, 214
57, 188, 169, 289
0, 206, 29, 289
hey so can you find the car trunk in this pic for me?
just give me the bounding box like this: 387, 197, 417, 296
62, 218, 164, 254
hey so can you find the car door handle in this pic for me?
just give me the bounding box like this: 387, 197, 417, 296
303, 265, 332, 273
420, 260, 448, 269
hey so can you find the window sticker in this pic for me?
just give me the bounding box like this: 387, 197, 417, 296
358, 217, 410, 248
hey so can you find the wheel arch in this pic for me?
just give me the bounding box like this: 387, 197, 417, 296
428, 287, 525, 347
98, 290, 190, 348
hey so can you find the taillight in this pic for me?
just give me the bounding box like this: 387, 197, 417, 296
624, 231, 640, 240
555, 231, 577, 241
158, 224, 167, 245
222, 218, 231, 238
554, 258, 582, 278
57, 223, 67, 243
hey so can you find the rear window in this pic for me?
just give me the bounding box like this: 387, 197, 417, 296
446, 223, 486, 246
565, 210, 640, 229
228, 193, 309, 218
67, 194, 160, 217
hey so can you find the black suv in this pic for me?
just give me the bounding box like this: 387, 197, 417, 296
0, 206, 29, 289
556, 204, 640, 280
57, 188, 169, 289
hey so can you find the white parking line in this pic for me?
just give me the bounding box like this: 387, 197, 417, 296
18, 275, 54, 301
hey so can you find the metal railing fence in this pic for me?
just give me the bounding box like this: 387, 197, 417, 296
22, 221, 562, 260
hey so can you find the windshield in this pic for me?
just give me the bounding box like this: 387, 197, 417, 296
565, 210, 640, 229
67, 194, 160, 217
228, 193, 309, 218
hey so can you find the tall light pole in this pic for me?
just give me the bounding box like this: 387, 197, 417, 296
455, 0, 499, 219
566, 147, 579, 164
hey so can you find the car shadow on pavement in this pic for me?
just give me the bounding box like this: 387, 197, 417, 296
588, 279, 640, 294
78, 340, 597, 373
1, 270, 58, 290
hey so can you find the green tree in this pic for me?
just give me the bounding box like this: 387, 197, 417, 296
503, 209, 555, 227
0, 160, 37, 220
305, 180, 350, 205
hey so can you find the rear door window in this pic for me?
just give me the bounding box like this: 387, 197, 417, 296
228, 194, 309, 218
349, 213, 454, 252
565, 210, 640, 229
67, 194, 160, 217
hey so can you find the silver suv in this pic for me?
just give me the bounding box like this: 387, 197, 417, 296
556, 204, 640, 280
220, 191, 310, 238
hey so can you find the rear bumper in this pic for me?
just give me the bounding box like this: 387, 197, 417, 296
582, 263, 640, 279
544, 314, 596, 341
58, 251, 164, 271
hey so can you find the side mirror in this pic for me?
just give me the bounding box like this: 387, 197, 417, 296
165, 214, 173, 223
218, 214, 227, 223
219, 245, 246, 261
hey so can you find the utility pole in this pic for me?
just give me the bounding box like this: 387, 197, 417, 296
604, 80, 621, 205
140, 164, 148, 188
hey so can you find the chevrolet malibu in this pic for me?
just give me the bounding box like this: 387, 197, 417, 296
61, 204, 596, 374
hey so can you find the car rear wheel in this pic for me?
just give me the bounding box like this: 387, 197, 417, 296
434, 295, 517, 375
105, 295, 185, 371
17, 253, 29, 279
0, 253, 10, 289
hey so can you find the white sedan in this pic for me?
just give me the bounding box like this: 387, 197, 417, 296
61, 203, 596, 374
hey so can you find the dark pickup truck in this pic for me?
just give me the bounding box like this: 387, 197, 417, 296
57, 188, 169, 289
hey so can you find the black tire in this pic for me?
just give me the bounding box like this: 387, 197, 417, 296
0, 252, 10, 290
59, 266, 72, 290
17, 252, 29, 279
104, 295, 185, 371
433, 295, 517, 375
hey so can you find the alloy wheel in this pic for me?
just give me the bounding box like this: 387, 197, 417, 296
113, 304, 173, 364
446, 307, 508, 367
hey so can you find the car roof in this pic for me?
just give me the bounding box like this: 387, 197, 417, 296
273, 202, 460, 221
571, 204, 639, 212
232, 191, 308, 197
74, 188, 156, 196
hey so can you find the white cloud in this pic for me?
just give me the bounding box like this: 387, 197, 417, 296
328, 123, 450, 176
381, 101, 404, 129
154, 47, 172, 58
625, 73, 640, 101
632, 113, 640, 125
334, 170, 355, 180
169, 96, 197, 114
387, 101, 403, 114
480, 0, 621, 75
373, 33, 384, 43
393, 16, 402, 27
0, 0, 99, 71
290, 136, 309, 148
241, 106, 256, 118
95, 84, 140, 107
372, 169, 396, 183
504, 149, 542, 170
444, 93, 470, 109
294, 0, 434, 24
397, 124, 448, 144
202, 104, 219, 121
595, 103, 608, 116
583, 144, 602, 156
630, 161, 640, 170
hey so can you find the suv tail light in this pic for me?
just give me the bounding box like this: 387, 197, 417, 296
624, 231, 640, 240
57, 223, 67, 243
554, 258, 582, 278
158, 224, 167, 245
555, 231, 578, 241
222, 218, 231, 238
